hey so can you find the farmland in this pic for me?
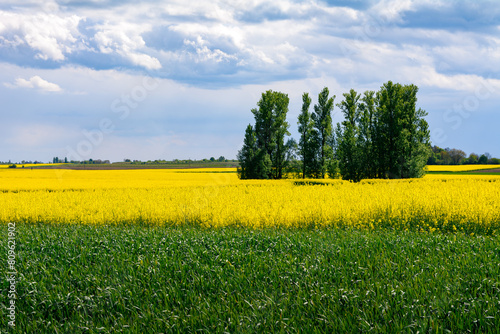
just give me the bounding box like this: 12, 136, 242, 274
1, 166, 500, 332
1, 167, 500, 234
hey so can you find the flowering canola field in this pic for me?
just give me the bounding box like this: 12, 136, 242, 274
426, 164, 499, 172
0, 163, 67, 168
1, 167, 499, 234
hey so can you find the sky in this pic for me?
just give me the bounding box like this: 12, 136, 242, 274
0, 0, 499, 163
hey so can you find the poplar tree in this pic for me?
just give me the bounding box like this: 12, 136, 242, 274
237, 124, 257, 179
375, 82, 430, 179
297, 93, 315, 178
239, 90, 290, 179
312, 87, 335, 178
358, 90, 376, 179
239, 82, 430, 181
336, 89, 362, 181
272, 92, 290, 179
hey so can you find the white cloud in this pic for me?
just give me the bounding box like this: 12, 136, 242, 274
0, 10, 83, 61
370, 0, 415, 23
93, 23, 162, 70
8, 75, 62, 92
408, 65, 500, 93
183, 36, 237, 63
1, 0, 500, 162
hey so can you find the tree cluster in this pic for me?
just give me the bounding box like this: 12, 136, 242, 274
237, 91, 291, 179
428, 146, 499, 165
238, 81, 432, 181
52, 157, 68, 163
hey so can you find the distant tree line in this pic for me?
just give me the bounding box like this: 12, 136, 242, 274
69, 159, 111, 164
52, 157, 68, 163
123, 157, 235, 164
238, 81, 432, 181
0, 160, 42, 164
427, 146, 500, 165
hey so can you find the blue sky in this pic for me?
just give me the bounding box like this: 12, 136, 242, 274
1, 0, 499, 162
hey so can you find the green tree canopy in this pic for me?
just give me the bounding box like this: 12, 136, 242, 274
239, 90, 290, 179
239, 82, 431, 181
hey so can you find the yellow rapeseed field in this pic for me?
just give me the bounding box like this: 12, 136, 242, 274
0, 163, 68, 168
1, 167, 499, 234
426, 164, 499, 172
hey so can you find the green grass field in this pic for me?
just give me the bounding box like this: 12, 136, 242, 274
2, 225, 499, 333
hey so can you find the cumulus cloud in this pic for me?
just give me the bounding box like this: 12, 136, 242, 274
93, 23, 162, 70
410, 66, 500, 93
7, 75, 62, 92
183, 37, 237, 64
370, 0, 415, 23
0, 10, 83, 61
1, 0, 499, 163
0, 0, 499, 89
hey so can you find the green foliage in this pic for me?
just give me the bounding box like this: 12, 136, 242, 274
254, 149, 272, 179
272, 92, 291, 179
282, 138, 301, 178
239, 90, 290, 179
427, 146, 469, 165
466, 153, 479, 164
336, 89, 362, 181
237, 124, 257, 179
312, 87, 335, 178
241, 82, 431, 181
297, 92, 316, 179
3, 224, 500, 333
335, 82, 430, 181
428, 146, 452, 165
326, 158, 339, 178
478, 154, 488, 164
358, 90, 377, 179
378, 83, 430, 179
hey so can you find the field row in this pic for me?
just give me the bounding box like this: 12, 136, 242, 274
2, 225, 499, 333
1, 173, 499, 234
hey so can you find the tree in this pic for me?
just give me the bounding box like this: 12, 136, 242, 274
440, 149, 452, 165
427, 146, 448, 165
239, 83, 431, 181
272, 92, 290, 179
237, 124, 257, 179
283, 138, 301, 178
312, 87, 335, 178
254, 149, 272, 179
297, 92, 315, 178
336, 89, 362, 181
239, 90, 290, 179
478, 154, 488, 164
466, 153, 479, 164
448, 149, 466, 165
358, 91, 377, 178
252, 92, 274, 165
375, 82, 430, 179
395, 83, 432, 178
375, 81, 404, 178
